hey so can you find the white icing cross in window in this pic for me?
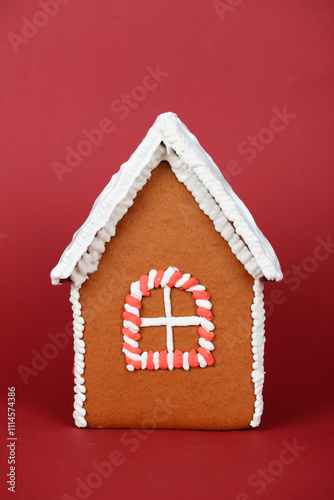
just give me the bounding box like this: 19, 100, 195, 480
122, 267, 215, 371
140, 286, 201, 352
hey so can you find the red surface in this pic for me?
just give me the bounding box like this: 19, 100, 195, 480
1, 1, 334, 499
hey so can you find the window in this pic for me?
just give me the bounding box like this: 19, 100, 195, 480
122, 266, 215, 371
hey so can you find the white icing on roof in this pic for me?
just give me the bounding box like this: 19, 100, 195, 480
51, 112, 283, 285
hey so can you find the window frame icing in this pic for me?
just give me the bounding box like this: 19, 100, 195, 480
122, 267, 215, 371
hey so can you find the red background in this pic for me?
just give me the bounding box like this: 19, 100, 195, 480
1, 1, 333, 499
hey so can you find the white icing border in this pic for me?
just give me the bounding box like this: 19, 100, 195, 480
250, 278, 266, 428
166, 149, 263, 280
69, 284, 87, 428
51, 112, 283, 285
69, 144, 166, 287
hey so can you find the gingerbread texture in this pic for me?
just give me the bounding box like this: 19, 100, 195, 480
80, 162, 255, 430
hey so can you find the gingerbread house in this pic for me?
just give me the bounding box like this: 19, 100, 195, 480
51, 112, 282, 430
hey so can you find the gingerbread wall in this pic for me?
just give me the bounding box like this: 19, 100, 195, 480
79, 161, 256, 430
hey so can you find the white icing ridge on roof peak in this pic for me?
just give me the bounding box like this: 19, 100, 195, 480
51, 112, 283, 285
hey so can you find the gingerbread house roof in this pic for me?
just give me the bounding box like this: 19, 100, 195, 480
51, 112, 283, 286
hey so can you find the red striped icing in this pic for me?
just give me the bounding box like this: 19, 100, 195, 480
197, 307, 213, 321
125, 294, 141, 309
122, 311, 142, 327
188, 349, 199, 368
197, 347, 214, 366
139, 274, 150, 297
197, 327, 214, 342
159, 350, 168, 370
123, 343, 142, 354
154, 270, 164, 288
167, 270, 183, 288
125, 356, 141, 370
146, 350, 155, 370
180, 277, 198, 290
122, 327, 141, 341
123, 268, 215, 371
192, 290, 211, 300
173, 349, 183, 369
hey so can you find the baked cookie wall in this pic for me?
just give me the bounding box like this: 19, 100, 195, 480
79, 161, 256, 430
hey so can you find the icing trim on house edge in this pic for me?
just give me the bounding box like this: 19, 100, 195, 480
51, 112, 283, 286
